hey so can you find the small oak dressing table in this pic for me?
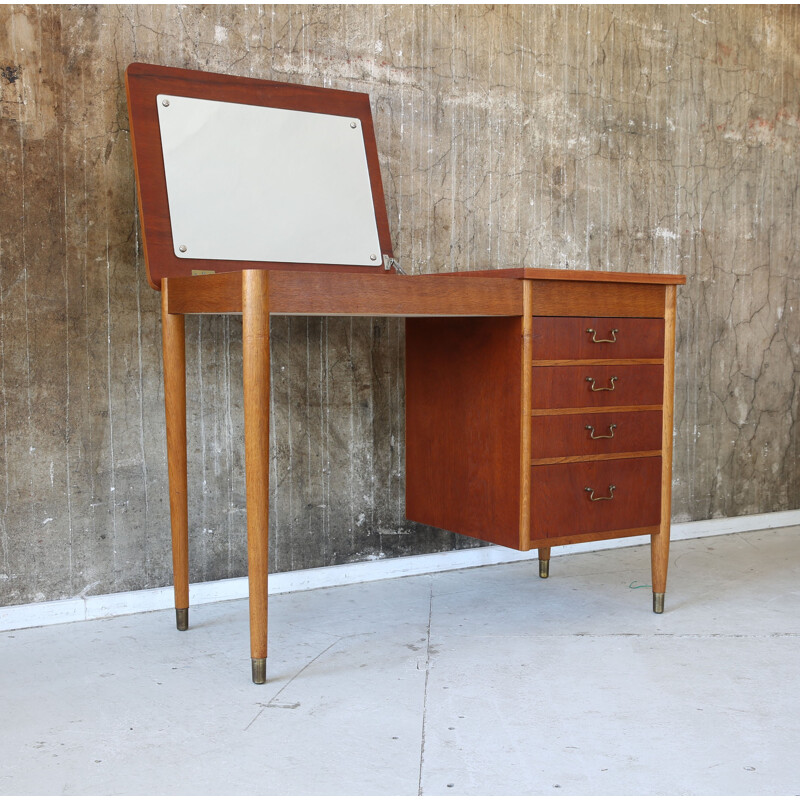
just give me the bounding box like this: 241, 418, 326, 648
126, 63, 685, 684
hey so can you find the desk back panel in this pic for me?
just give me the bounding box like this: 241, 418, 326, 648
125, 63, 393, 289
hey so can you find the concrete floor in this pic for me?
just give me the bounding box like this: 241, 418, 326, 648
1, 527, 799, 796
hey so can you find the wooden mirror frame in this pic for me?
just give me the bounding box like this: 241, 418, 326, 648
125, 62, 394, 290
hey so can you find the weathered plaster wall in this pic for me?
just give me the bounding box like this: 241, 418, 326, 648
0, 5, 798, 606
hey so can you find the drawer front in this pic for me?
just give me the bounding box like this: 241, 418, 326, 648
531, 457, 662, 537
529, 280, 666, 317
531, 364, 664, 409
531, 409, 663, 460
531, 317, 664, 361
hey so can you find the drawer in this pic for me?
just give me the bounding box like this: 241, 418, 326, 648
531, 364, 663, 409
531, 456, 662, 537
531, 409, 663, 460
529, 280, 666, 317
531, 317, 664, 361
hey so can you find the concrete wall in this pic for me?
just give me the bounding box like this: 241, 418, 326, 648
1, 4, 798, 606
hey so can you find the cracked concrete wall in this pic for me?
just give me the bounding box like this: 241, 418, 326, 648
0, 5, 798, 606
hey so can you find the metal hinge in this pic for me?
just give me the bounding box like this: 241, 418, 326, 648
383, 255, 406, 275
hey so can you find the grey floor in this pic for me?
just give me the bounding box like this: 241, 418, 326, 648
1, 527, 799, 796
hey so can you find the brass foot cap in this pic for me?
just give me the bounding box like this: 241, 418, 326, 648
653, 592, 665, 614
251, 658, 267, 685
539, 559, 550, 579
176, 608, 189, 631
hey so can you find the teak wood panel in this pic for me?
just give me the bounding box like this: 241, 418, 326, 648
531, 456, 662, 538
531, 404, 662, 417
125, 62, 393, 289
450, 268, 686, 285
160, 284, 189, 613
530, 280, 666, 318
531, 364, 664, 409
528, 525, 660, 550
653, 284, 678, 598
242, 270, 270, 661
405, 316, 523, 550
519, 280, 534, 550
533, 358, 664, 367
166, 272, 243, 313
531, 317, 665, 361
266, 272, 522, 317
532, 450, 661, 466
530, 409, 663, 460
165, 271, 523, 317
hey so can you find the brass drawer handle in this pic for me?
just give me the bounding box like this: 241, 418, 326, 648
586, 375, 618, 392
586, 327, 619, 343
585, 423, 617, 439
585, 484, 616, 502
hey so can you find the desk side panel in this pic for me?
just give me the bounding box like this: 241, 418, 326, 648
406, 317, 522, 549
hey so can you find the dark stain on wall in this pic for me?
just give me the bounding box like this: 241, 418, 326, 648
1, 65, 20, 83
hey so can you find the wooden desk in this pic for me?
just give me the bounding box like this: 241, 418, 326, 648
126, 62, 685, 683
160, 267, 683, 683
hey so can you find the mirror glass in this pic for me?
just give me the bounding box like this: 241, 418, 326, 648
156, 94, 382, 266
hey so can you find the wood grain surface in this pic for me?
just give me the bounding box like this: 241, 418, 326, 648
531, 409, 663, 459
531, 450, 662, 466
531, 364, 665, 409
531, 317, 665, 360
167, 272, 243, 313
533, 358, 664, 366
528, 525, 660, 549
531, 456, 662, 538
406, 316, 523, 549
652, 284, 678, 598
268, 272, 522, 316
531, 404, 662, 417
166, 270, 523, 316
242, 270, 271, 661
446, 268, 686, 285
530, 280, 666, 317
161, 282, 189, 613
519, 280, 533, 549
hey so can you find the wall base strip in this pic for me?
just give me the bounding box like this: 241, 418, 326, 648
2, 509, 798, 633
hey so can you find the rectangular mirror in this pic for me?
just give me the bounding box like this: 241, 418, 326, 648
156, 94, 383, 267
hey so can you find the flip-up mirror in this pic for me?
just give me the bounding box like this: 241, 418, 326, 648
125, 63, 393, 287
157, 94, 382, 267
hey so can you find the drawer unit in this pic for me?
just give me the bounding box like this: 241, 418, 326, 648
405, 268, 683, 613
531, 317, 665, 361
531, 364, 664, 409
531, 409, 663, 461
531, 456, 662, 537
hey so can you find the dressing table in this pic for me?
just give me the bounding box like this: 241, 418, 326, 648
126, 63, 685, 683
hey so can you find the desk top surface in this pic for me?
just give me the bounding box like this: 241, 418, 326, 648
453, 268, 686, 285
163, 267, 684, 319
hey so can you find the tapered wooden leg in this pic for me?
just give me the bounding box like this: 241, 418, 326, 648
651, 515, 669, 613
652, 285, 677, 614
161, 281, 189, 630
242, 270, 270, 684
538, 547, 551, 579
